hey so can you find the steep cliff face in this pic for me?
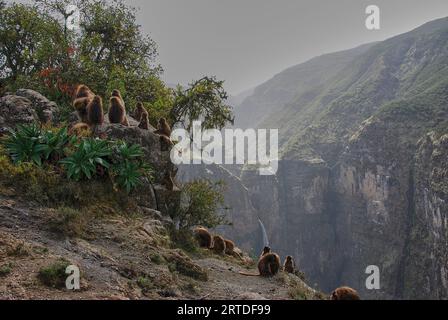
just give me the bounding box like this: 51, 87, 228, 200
404, 132, 448, 299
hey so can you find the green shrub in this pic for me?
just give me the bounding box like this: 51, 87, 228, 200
0, 263, 13, 277
174, 179, 229, 230
59, 138, 112, 181
4, 124, 46, 166
137, 276, 154, 292
110, 141, 153, 193
38, 259, 71, 288
41, 127, 74, 163
2, 126, 154, 196
3, 125, 75, 167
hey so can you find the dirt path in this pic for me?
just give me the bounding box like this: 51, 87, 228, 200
0, 195, 321, 300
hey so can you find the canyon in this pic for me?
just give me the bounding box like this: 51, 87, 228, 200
180, 17, 448, 299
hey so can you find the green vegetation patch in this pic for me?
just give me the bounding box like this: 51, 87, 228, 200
38, 259, 72, 289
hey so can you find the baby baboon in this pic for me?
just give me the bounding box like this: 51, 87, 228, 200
134, 102, 148, 122
239, 251, 281, 277
283, 256, 295, 273
108, 96, 129, 126
68, 122, 91, 137
212, 235, 226, 255
330, 287, 360, 300
154, 117, 171, 137
260, 246, 271, 258
193, 227, 212, 248
138, 111, 150, 130
73, 85, 94, 123
87, 95, 104, 126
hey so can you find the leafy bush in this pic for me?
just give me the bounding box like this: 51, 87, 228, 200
2, 125, 153, 194
110, 141, 153, 193
3, 125, 74, 166
59, 138, 112, 181
174, 179, 228, 230
41, 127, 74, 163
4, 124, 46, 166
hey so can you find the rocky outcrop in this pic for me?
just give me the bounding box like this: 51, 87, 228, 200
0, 95, 38, 134
0, 89, 60, 134
15, 89, 59, 124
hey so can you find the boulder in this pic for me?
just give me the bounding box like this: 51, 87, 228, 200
15, 89, 59, 124
0, 95, 38, 134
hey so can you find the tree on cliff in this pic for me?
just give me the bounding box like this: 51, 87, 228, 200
170, 77, 234, 132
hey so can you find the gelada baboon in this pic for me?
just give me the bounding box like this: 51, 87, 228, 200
134, 102, 148, 122
138, 111, 150, 130
109, 96, 129, 126
283, 256, 295, 274
211, 235, 226, 255
260, 246, 271, 258
193, 227, 212, 248
154, 117, 171, 137
224, 239, 243, 259
111, 89, 124, 103
239, 251, 281, 277
329, 287, 360, 300
73, 85, 94, 123
87, 95, 104, 126
224, 239, 235, 255
68, 122, 91, 137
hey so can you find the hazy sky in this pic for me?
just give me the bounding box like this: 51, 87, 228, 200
13, 0, 448, 94
125, 0, 448, 94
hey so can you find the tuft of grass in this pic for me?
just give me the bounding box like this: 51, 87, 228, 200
167, 252, 208, 281
38, 259, 71, 289
137, 276, 154, 292
0, 263, 13, 277
48, 207, 94, 237
288, 287, 309, 300
149, 252, 164, 265
7, 242, 30, 257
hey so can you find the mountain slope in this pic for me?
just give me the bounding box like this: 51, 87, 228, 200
233, 43, 376, 130
236, 17, 448, 164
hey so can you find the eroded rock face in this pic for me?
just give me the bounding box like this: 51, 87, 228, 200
404, 133, 448, 299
